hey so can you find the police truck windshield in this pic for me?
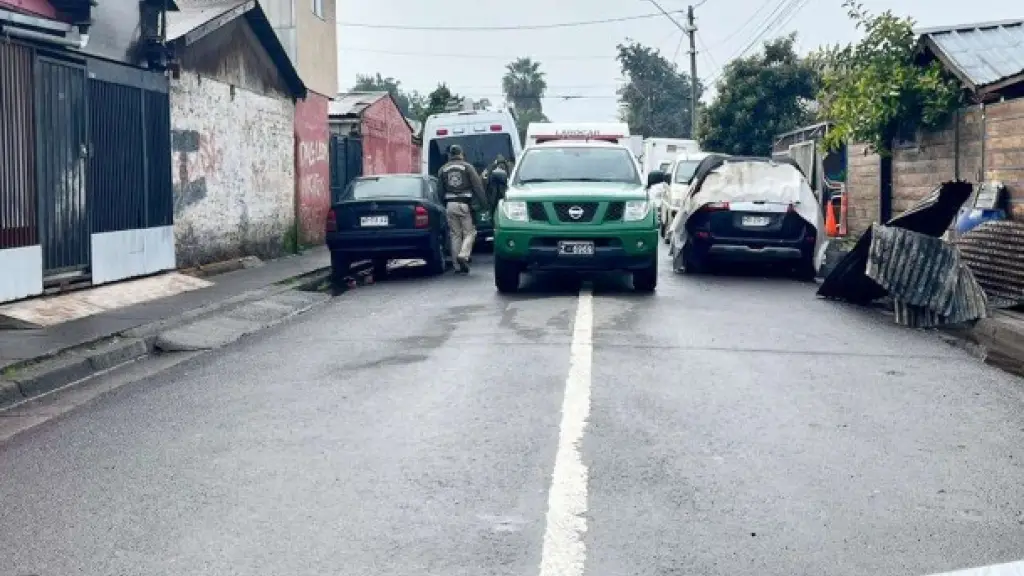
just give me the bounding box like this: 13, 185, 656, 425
514, 146, 640, 185
428, 134, 515, 176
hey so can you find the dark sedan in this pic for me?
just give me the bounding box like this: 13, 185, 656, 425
325, 174, 450, 282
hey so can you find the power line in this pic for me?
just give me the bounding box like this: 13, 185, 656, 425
705, 0, 775, 47
337, 46, 612, 61
704, 0, 808, 85
337, 10, 685, 31
696, 31, 720, 77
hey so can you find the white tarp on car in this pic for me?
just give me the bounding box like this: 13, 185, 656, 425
668, 159, 827, 270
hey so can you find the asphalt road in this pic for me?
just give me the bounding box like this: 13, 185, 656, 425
3, 247, 1024, 576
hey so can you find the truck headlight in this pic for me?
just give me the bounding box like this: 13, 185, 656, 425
501, 201, 528, 222
623, 200, 651, 221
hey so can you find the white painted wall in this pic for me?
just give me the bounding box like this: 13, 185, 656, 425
91, 226, 176, 285
0, 245, 43, 303
170, 72, 296, 267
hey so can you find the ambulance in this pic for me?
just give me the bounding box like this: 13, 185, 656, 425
524, 122, 632, 148
421, 108, 523, 246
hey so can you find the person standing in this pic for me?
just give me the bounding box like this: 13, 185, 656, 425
437, 145, 487, 273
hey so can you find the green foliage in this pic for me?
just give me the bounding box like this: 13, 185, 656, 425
699, 34, 819, 156
502, 57, 549, 141
615, 41, 700, 138
419, 83, 464, 121
818, 1, 961, 154
351, 73, 416, 117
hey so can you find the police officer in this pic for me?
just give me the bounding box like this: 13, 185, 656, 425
438, 144, 487, 273
482, 155, 510, 221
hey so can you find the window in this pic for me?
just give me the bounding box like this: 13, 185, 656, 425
658, 162, 671, 172
312, 0, 323, 19
673, 160, 701, 184
427, 133, 515, 176
344, 176, 424, 200
513, 146, 640, 185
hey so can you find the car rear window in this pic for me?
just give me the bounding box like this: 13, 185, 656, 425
514, 147, 639, 185
344, 177, 424, 200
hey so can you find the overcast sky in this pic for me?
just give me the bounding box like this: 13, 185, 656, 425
335, 0, 1019, 122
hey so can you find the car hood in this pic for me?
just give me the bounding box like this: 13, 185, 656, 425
506, 181, 647, 202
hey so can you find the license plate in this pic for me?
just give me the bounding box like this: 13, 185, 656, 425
360, 215, 389, 227
558, 241, 595, 256
741, 215, 771, 227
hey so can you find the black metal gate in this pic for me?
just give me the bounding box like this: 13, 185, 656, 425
35, 56, 90, 284
329, 134, 363, 201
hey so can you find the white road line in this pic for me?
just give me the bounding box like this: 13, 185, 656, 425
539, 288, 594, 576
926, 560, 1024, 575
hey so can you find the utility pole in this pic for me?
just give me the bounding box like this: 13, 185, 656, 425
687, 5, 699, 138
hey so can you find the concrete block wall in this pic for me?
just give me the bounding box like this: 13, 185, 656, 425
170, 71, 296, 267
844, 98, 1024, 235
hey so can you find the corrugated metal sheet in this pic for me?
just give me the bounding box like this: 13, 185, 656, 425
0, 41, 37, 251
919, 19, 1024, 91
166, 0, 250, 41
956, 220, 1024, 308
329, 92, 388, 118
866, 224, 987, 328
818, 180, 974, 303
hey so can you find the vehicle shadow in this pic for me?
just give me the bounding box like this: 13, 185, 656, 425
687, 260, 816, 283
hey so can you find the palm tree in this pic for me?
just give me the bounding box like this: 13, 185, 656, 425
502, 57, 547, 113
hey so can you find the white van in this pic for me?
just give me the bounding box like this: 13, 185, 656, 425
421, 108, 522, 244
421, 108, 522, 178
524, 122, 631, 147
660, 151, 711, 242
641, 138, 700, 177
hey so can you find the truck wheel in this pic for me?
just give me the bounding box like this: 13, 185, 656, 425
494, 257, 520, 293
633, 258, 658, 293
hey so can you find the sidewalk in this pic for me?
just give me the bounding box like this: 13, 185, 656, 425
961, 310, 1024, 378
0, 247, 329, 371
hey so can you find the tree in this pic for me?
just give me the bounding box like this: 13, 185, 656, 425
351, 73, 417, 117
502, 57, 549, 141
818, 1, 961, 155
616, 41, 700, 138
416, 83, 464, 121
698, 34, 819, 156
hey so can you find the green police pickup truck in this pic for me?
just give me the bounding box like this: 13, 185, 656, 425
492, 141, 661, 293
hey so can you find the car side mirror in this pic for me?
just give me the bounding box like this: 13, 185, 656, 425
647, 171, 667, 188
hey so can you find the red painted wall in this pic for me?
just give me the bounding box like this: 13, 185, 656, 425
295, 92, 330, 246
0, 0, 57, 18
361, 95, 415, 175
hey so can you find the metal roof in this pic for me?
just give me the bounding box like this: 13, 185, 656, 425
918, 19, 1024, 95
329, 92, 389, 117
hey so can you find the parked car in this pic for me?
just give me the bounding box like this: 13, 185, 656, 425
659, 151, 709, 243
492, 140, 660, 293
325, 174, 450, 282
668, 154, 825, 280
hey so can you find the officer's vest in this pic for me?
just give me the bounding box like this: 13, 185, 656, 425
440, 162, 474, 202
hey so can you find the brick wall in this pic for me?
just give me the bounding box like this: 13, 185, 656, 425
844, 98, 1024, 235
984, 99, 1024, 220
845, 143, 880, 234
170, 72, 295, 267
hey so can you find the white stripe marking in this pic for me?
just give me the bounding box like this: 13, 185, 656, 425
926, 560, 1024, 575
539, 289, 593, 576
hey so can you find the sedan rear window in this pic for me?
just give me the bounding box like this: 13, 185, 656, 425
514, 147, 639, 185
345, 177, 424, 200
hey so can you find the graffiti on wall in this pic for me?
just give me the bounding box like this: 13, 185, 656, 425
171, 128, 222, 216
295, 94, 331, 245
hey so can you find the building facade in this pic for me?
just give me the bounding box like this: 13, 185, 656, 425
165, 0, 307, 267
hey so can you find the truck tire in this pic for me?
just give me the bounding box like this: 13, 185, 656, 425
494, 257, 520, 293
633, 258, 658, 292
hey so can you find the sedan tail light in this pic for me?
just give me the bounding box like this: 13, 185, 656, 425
414, 205, 429, 228
325, 209, 337, 232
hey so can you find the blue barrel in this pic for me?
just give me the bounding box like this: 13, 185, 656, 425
955, 208, 1006, 235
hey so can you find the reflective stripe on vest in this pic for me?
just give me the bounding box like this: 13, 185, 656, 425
445, 191, 472, 201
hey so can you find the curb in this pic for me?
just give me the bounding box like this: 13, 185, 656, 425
0, 261, 383, 412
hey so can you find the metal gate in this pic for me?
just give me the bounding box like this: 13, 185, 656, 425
35, 56, 90, 283
329, 134, 363, 201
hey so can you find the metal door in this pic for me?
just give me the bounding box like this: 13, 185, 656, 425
329, 135, 363, 202
35, 56, 90, 283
